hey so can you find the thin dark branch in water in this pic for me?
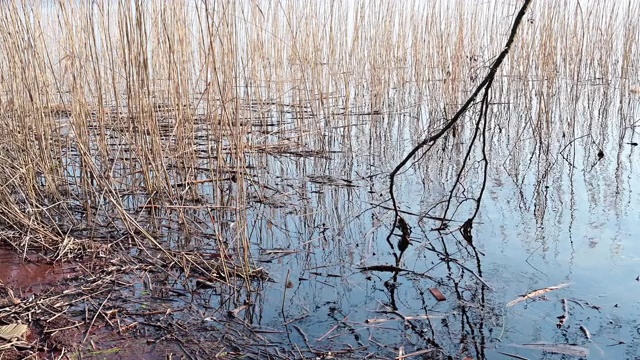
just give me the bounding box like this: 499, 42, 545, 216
440, 87, 491, 244
385, 0, 532, 259
458, 87, 491, 255
358, 265, 436, 280
366, 202, 455, 223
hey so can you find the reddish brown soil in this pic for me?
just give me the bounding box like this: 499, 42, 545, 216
0, 248, 76, 296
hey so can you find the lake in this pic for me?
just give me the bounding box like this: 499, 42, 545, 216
0, 1, 639, 359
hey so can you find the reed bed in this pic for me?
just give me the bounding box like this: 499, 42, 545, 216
0, 0, 638, 358
0, 0, 637, 252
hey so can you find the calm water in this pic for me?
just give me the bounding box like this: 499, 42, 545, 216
240, 79, 640, 359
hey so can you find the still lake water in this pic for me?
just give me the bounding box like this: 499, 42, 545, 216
239, 79, 640, 359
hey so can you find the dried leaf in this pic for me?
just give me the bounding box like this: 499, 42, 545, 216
429, 288, 446, 301
507, 283, 570, 307
0, 323, 28, 341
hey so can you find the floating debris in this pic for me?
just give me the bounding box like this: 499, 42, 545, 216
556, 298, 568, 328
579, 324, 592, 341
429, 288, 446, 302
511, 343, 588, 357
507, 283, 571, 307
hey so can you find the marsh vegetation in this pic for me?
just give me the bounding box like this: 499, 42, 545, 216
0, 1, 639, 359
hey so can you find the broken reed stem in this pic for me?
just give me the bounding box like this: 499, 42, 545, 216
82, 292, 111, 343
